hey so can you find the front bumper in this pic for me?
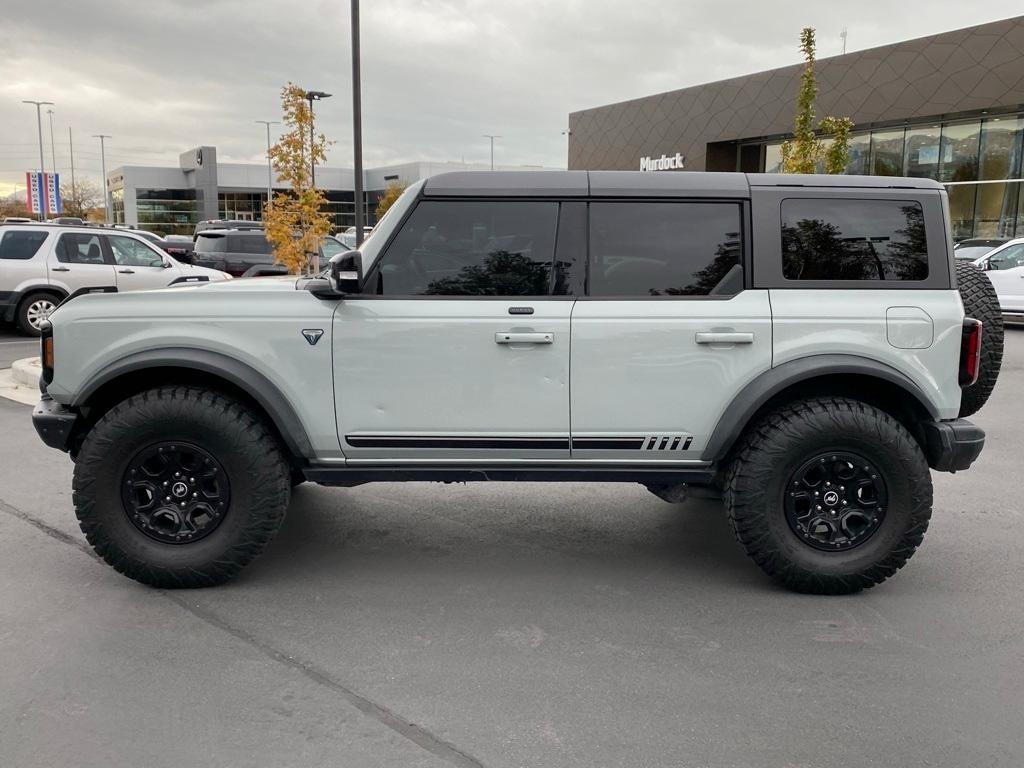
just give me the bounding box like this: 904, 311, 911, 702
32, 396, 78, 452
922, 419, 985, 472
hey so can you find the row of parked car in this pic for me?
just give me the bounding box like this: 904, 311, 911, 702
0, 218, 370, 335
953, 237, 1024, 323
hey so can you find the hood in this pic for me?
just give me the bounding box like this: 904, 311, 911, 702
166, 275, 301, 293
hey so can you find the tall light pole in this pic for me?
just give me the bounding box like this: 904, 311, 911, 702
22, 100, 53, 220
482, 134, 501, 170
68, 127, 76, 202
93, 134, 111, 224
255, 120, 279, 218
351, 0, 365, 247
47, 109, 57, 179
303, 90, 332, 188
562, 129, 572, 169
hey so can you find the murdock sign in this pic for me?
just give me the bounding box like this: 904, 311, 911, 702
639, 152, 685, 171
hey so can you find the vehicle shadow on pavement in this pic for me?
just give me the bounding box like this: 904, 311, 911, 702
248, 482, 771, 593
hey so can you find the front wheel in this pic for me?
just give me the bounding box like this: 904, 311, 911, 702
72, 386, 291, 587
16, 291, 59, 336
724, 397, 932, 594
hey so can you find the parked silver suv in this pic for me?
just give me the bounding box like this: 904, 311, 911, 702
0, 224, 230, 335
31, 172, 1003, 593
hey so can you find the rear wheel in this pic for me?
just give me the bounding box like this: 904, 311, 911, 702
72, 386, 291, 587
725, 397, 932, 594
16, 291, 60, 336
956, 260, 1003, 417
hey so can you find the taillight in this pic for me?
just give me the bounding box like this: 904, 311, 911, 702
40, 320, 54, 384
959, 318, 982, 387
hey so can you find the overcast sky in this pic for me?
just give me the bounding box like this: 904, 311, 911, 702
1, 0, 1022, 196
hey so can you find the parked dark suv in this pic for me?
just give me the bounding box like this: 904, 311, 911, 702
191, 229, 275, 277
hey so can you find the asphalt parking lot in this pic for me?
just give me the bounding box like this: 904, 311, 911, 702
0, 329, 1022, 768
0, 326, 37, 369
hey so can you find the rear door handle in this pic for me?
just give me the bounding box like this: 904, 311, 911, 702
495, 332, 553, 344
118, 268, 135, 274
51, 266, 70, 272
695, 332, 755, 345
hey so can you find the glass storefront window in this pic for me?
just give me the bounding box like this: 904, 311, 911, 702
903, 125, 941, 178
764, 143, 784, 173
947, 184, 978, 240
974, 117, 1024, 237
844, 133, 871, 175
870, 129, 905, 176
939, 121, 981, 182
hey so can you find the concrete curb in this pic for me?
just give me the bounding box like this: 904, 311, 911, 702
0, 357, 40, 406
12, 357, 40, 389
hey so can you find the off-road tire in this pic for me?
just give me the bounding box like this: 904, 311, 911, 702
724, 397, 932, 595
16, 291, 60, 336
72, 386, 291, 587
956, 260, 1003, 417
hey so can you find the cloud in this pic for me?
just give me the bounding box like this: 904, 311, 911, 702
0, 0, 1020, 190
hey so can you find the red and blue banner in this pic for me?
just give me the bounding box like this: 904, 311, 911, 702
25, 172, 61, 216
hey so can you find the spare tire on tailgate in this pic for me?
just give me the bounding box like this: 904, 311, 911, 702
956, 260, 1003, 417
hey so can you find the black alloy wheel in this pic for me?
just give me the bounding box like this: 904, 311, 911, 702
784, 451, 887, 551
122, 442, 231, 544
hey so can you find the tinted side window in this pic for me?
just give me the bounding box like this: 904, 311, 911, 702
0, 231, 47, 260
588, 202, 743, 297
227, 234, 273, 254
57, 233, 107, 265
374, 201, 559, 296
782, 199, 928, 281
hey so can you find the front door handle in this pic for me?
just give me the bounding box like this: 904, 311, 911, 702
118, 268, 135, 274
495, 332, 553, 344
695, 332, 755, 345
51, 266, 70, 272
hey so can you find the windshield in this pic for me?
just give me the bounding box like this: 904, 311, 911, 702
955, 246, 996, 259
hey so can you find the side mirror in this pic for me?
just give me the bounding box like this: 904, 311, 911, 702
331, 250, 363, 293
307, 250, 362, 300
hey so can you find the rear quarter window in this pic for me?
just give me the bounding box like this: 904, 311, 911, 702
0, 230, 48, 260
227, 234, 273, 254
194, 234, 227, 254
781, 198, 928, 281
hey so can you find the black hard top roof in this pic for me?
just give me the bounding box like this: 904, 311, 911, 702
422, 171, 944, 197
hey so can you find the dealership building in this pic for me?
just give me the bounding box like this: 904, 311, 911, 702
568, 15, 1024, 239
107, 149, 555, 235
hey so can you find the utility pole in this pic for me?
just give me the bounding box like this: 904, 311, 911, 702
351, 0, 365, 247
93, 134, 112, 224
22, 99, 53, 220
68, 127, 76, 201
482, 134, 501, 170
255, 120, 279, 218
47, 109, 57, 181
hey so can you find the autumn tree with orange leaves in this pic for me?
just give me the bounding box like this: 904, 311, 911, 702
264, 83, 333, 274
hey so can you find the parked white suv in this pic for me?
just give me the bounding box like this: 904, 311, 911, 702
0, 223, 230, 335
972, 237, 1024, 322
32, 172, 1003, 594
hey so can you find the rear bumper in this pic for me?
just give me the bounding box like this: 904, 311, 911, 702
922, 419, 985, 472
32, 396, 78, 452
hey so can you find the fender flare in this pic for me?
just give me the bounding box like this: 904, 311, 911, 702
71, 347, 314, 460
701, 354, 940, 462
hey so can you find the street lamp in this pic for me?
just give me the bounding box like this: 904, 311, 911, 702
303, 89, 332, 188
482, 134, 501, 170
562, 129, 572, 169
22, 99, 54, 221
255, 120, 279, 218
93, 134, 112, 224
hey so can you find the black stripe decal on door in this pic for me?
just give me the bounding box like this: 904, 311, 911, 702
570, 438, 647, 450
345, 436, 570, 450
